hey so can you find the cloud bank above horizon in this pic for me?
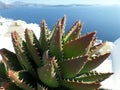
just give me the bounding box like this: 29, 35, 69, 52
1, 0, 120, 5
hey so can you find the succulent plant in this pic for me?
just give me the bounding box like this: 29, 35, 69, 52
0, 16, 112, 90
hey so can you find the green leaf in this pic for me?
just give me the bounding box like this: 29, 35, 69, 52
37, 61, 58, 87
8, 70, 36, 90
42, 50, 57, 66
17, 70, 37, 87
42, 50, 50, 65
25, 29, 42, 67
63, 20, 82, 43
75, 71, 113, 83
80, 53, 111, 74
60, 79, 101, 90
48, 25, 56, 40
0, 48, 22, 71
39, 20, 48, 54
11, 31, 36, 76
0, 61, 7, 79
49, 21, 63, 61
60, 56, 88, 78
1, 82, 23, 90
49, 15, 66, 39
63, 32, 96, 59
61, 15, 66, 34
37, 84, 47, 90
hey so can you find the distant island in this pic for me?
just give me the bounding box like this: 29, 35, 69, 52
0, 1, 93, 9
0, 1, 13, 9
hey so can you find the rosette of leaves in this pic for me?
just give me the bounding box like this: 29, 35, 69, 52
0, 16, 112, 90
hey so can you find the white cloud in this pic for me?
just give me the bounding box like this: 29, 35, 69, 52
1, 0, 120, 5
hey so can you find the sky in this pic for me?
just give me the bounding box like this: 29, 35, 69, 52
1, 0, 120, 5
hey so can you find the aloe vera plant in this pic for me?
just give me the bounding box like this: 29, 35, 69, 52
0, 16, 112, 90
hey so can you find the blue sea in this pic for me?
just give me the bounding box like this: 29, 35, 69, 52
0, 5, 120, 42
